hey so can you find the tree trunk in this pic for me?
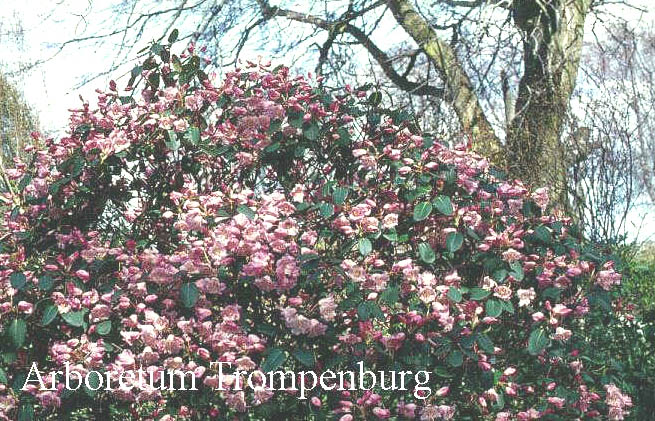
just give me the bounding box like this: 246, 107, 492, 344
387, 0, 502, 162
507, 0, 591, 208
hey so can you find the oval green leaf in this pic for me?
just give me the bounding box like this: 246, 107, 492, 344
413, 201, 432, 221
292, 350, 315, 368
8, 318, 27, 348
418, 242, 436, 264
446, 232, 464, 253
61, 310, 86, 328
180, 282, 200, 308
41, 305, 58, 326
333, 186, 349, 205
528, 328, 550, 355
261, 347, 288, 372
10, 272, 27, 290
485, 299, 503, 317
433, 195, 454, 216
96, 320, 112, 336
38, 275, 55, 291
358, 238, 372, 256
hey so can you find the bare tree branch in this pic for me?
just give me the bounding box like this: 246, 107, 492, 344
256, 0, 445, 97
386, 0, 502, 158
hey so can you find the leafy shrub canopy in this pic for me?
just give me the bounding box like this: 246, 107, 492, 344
0, 37, 633, 420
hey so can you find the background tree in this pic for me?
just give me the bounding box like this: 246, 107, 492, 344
0, 13, 38, 199
562, 22, 655, 242
0, 74, 37, 163
37, 0, 646, 208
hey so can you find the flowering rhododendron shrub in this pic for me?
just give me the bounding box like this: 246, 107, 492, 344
0, 35, 633, 420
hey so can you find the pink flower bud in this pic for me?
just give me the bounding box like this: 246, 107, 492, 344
435, 386, 450, 397
17, 301, 33, 314
75, 269, 90, 282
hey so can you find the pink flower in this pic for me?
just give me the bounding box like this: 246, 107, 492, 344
275, 255, 299, 290
173, 119, 189, 132
553, 327, 572, 341
17, 301, 33, 315
435, 386, 450, 397
397, 401, 417, 418
493, 285, 512, 301
75, 269, 90, 282
349, 203, 371, 221
372, 407, 391, 418
551, 304, 573, 317
318, 296, 337, 321
517, 288, 536, 307
547, 397, 565, 408
185, 93, 204, 111
531, 187, 549, 210
382, 213, 398, 229
502, 248, 522, 262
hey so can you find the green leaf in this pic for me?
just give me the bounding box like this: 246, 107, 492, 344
502, 300, 515, 314
469, 288, 491, 301
8, 318, 27, 348
303, 121, 320, 141
413, 201, 432, 221
180, 283, 200, 308
418, 242, 436, 264
383, 231, 398, 242
333, 186, 349, 205
318, 202, 334, 218
288, 111, 304, 128
150, 42, 163, 55
168, 29, 179, 43
2, 352, 17, 364
38, 275, 55, 291
165, 130, 180, 151
528, 328, 550, 355
11, 372, 26, 393
96, 320, 112, 336
292, 350, 315, 367
17, 175, 32, 192
380, 286, 400, 305
447, 287, 462, 303
10, 272, 27, 290
357, 301, 384, 321
17, 401, 34, 421
535, 225, 552, 244
446, 232, 464, 253
186, 126, 200, 145
433, 195, 454, 216
358, 238, 373, 256
41, 305, 58, 326
368, 91, 382, 106
0, 367, 7, 384
61, 311, 86, 328
256, 323, 278, 338
261, 348, 288, 372
485, 299, 503, 317
447, 350, 463, 367
543, 287, 562, 301
492, 268, 508, 282
236, 204, 256, 220
264, 142, 281, 153
476, 333, 495, 354
83, 371, 103, 397
509, 261, 524, 281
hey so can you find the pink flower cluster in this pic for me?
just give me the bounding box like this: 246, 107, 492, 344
0, 46, 633, 420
